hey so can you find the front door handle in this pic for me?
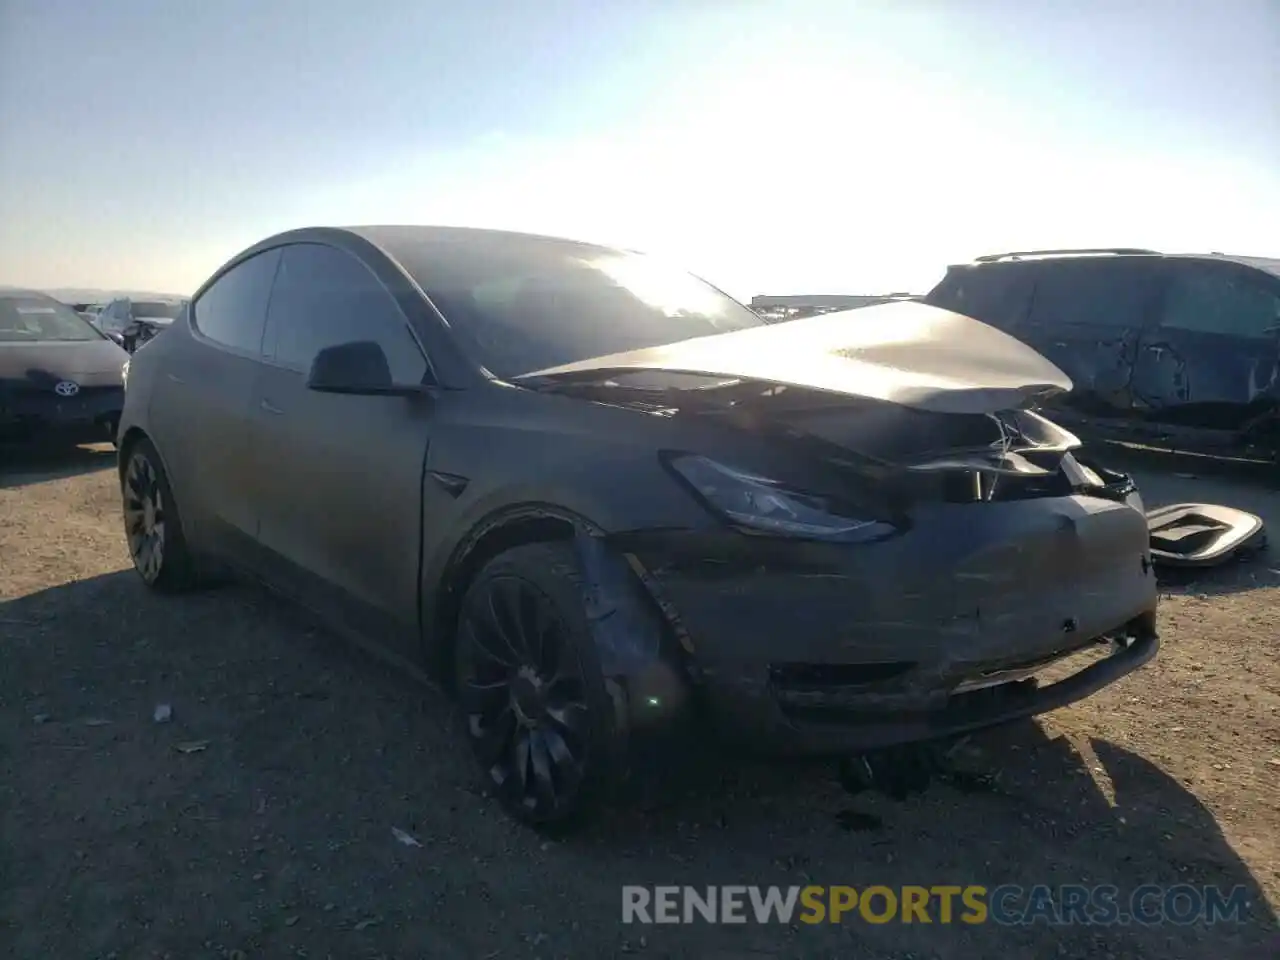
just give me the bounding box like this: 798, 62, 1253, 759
260, 398, 283, 415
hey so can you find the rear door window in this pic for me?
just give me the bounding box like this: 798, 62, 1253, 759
1158, 262, 1280, 340
191, 248, 282, 355
1027, 260, 1159, 331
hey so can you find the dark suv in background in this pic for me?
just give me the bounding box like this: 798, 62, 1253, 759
925, 248, 1280, 461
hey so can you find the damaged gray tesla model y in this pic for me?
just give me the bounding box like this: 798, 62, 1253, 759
116, 225, 1159, 829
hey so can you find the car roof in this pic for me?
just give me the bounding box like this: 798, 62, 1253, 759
230, 224, 639, 292
955, 248, 1280, 280
0, 287, 56, 300
343, 225, 639, 282
344, 224, 624, 251
1191, 253, 1280, 279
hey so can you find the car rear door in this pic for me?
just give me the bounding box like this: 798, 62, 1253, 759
247, 241, 440, 656
1019, 258, 1161, 417
1131, 258, 1280, 434
146, 248, 281, 562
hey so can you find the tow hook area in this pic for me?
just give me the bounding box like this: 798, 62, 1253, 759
834, 737, 1004, 829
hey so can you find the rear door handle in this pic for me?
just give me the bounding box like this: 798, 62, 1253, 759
260, 398, 283, 415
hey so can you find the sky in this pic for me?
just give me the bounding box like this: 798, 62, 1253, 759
1, 0, 1277, 300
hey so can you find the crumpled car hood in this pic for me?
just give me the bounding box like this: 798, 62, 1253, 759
519, 300, 1073, 415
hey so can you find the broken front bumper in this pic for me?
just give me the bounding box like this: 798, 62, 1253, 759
624, 493, 1160, 756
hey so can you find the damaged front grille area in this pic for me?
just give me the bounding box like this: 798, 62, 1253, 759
759, 395, 1113, 506
770, 613, 1157, 728
528, 375, 1125, 511
769, 661, 916, 690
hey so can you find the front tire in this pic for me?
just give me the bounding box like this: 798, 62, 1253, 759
121, 438, 199, 592
454, 542, 620, 832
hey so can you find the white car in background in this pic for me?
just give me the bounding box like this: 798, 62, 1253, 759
71, 302, 104, 322
95, 297, 188, 351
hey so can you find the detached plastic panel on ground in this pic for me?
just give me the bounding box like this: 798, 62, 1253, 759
1146, 503, 1268, 568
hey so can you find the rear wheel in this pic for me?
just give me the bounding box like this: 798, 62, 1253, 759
121, 438, 200, 592
454, 542, 620, 832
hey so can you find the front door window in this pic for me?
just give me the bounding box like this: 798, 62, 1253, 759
1159, 264, 1280, 341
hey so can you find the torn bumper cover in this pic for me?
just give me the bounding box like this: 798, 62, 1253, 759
1145, 502, 1268, 568
524, 302, 1159, 753
616, 493, 1159, 756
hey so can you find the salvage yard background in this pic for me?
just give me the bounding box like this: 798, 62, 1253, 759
2, 443, 1277, 959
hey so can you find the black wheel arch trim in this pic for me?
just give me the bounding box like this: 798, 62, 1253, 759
424, 502, 694, 732
117, 427, 189, 546
116, 425, 165, 480
423, 502, 606, 676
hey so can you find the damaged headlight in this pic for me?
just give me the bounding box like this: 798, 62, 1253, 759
665, 454, 898, 543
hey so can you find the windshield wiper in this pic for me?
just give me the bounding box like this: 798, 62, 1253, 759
524, 377, 672, 400
521, 376, 744, 414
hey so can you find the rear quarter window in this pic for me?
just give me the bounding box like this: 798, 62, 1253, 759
925, 265, 1033, 332
191, 248, 282, 355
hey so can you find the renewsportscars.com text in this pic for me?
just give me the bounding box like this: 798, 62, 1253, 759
621, 884, 1251, 926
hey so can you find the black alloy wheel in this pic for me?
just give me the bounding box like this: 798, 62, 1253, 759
455, 543, 615, 829
121, 439, 198, 591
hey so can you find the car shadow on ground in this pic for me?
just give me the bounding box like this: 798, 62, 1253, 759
1098, 441, 1277, 489
0, 440, 116, 489
594, 724, 1275, 954
1155, 560, 1280, 599
2, 571, 1275, 959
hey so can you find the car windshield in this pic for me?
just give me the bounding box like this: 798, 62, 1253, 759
130, 300, 184, 320
0, 295, 104, 342
415, 238, 764, 379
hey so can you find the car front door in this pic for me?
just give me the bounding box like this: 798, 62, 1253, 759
248, 241, 440, 656
146, 248, 281, 562
1020, 258, 1161, 418
1131, 259, 1280, 437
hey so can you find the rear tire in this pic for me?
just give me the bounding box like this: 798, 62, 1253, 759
454, 542, 621, 833
121, 438, 201, 592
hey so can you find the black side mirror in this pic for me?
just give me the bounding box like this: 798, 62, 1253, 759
306, 340, 425, 396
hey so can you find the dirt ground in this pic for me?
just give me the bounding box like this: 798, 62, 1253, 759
1, 442, 1277, 960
